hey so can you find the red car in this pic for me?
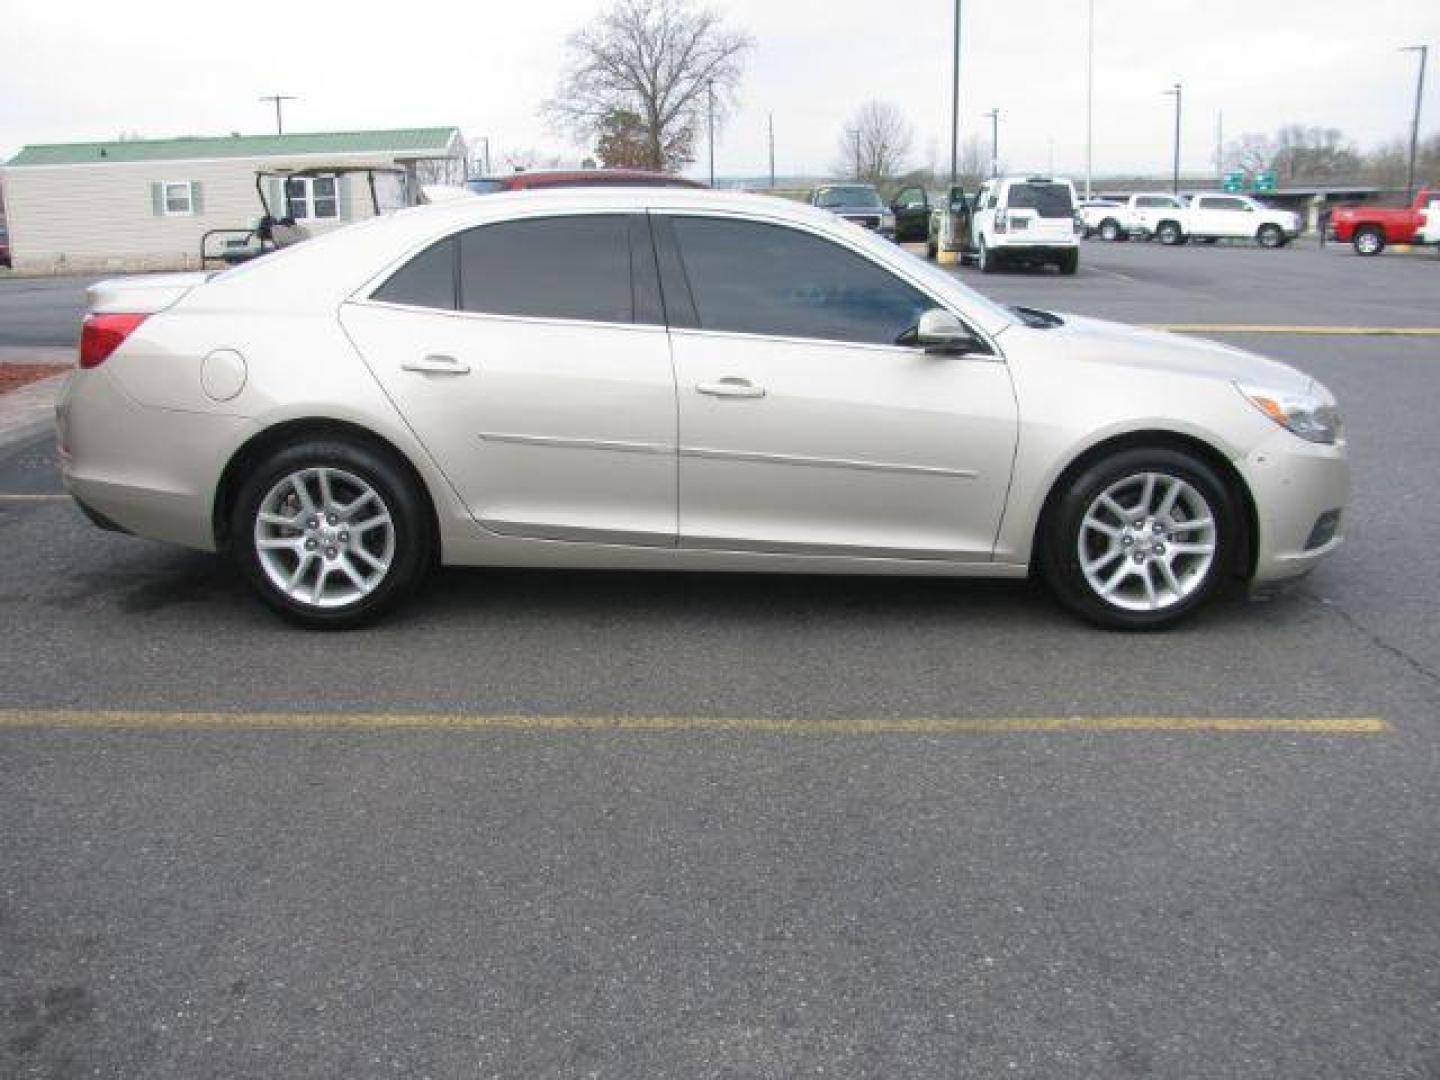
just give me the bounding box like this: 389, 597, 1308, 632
1328, 187, 1438, 255
465, 168, 705, 195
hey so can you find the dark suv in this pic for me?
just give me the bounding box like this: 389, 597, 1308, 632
807, 184, 897, 239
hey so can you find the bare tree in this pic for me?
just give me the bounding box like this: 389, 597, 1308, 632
1225, 125, 1361, 182
833, 101, 914, 186
545, 0, 752, 173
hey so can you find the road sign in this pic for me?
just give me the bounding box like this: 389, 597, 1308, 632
1223, 171, 1246, 193
1253, 171, 1277, 193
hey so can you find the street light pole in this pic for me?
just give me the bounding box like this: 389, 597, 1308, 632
1401, 45, 1429, 203
768, 112, 775, 189
259, 94, 296, 135
1085, 0, 1094, 199
1164, 83, 1182, 195
949, 0, 963, 185
985, 108, 999, 178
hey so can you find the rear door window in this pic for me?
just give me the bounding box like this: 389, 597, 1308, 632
460, 215, 634, 323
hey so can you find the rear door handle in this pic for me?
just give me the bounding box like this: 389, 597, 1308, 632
402, 354, 470, 375
696, 377, 765, 399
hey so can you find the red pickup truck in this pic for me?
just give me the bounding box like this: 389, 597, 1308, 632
1329, 188, 1440, 255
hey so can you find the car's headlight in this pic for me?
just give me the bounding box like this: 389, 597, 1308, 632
1236, 382, 1342, 444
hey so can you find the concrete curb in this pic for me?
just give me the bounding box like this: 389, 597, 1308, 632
0, 373, 66, 452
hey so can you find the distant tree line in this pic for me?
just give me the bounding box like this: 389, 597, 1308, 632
1225, 124, 1439, 187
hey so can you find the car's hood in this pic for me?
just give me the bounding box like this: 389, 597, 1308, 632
1033, 314, 1314, 393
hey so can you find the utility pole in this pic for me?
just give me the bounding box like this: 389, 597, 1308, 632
1084, 0, 1094, 198
259, 94, 296, 135
985, 108, 999, 178
706, 79, 716, 188
1214, 110, 1223, 185
1164, 83, 1182, 195
768, 113, 775, 189
478, 136, 491, 176
949, 0, 963, 185
1402, 45, 1429, 202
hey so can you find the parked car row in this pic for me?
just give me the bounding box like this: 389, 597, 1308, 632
1081, 192, 1300, 248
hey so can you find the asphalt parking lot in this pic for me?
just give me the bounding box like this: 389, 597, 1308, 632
2, 239, 1439, 1078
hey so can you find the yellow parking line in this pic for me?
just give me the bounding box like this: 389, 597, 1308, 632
0, 709, 1390, 735
1147, 324, 1440, 336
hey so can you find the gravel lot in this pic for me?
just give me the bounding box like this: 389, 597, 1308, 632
1, 238, 1437, 1079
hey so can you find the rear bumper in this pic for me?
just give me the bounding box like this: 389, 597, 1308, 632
57, 367, 246, 552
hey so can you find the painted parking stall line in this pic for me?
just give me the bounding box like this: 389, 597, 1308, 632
1148, 324, 1440, 336
0, 709, 1390, 735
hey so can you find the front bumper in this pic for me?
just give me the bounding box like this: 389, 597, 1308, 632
1239, 427, 1349, 583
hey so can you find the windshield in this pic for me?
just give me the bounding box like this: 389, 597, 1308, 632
815, 186, 883, 209
1007, 182, 1075, 217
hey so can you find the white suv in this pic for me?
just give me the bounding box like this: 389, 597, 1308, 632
963, 176, 1080, 274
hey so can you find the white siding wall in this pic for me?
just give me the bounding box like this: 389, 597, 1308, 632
0, 153, 435, 274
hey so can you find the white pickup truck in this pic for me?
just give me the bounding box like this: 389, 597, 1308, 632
1176, 194, 1301, 248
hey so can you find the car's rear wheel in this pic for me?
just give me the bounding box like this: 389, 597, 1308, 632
1353, 227, 1385, 256
1156, 220, 1184, 245
1040, 447, 1237, 630
232, 439, 431, 628
1099, 218, 1121, 241
1257, 224, 1286, 248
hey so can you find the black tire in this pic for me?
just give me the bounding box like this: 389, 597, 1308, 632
1156, 220, 1185, 246
1099, 218, 1121, 241
231, 437, 432, 629
978, 238, 998, 273
1038, 446, 1239, 631
1352, 227, 1385, 256
1257, 224, 1285, 248
926, 237, 937, 260
1057, 249, 1079, 275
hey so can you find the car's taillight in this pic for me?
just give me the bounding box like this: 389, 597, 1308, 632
79, 313, 148, 369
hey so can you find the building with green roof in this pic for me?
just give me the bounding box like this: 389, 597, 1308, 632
1, 127, 462, 273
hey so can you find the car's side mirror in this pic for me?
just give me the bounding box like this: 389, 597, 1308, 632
912, 309, 984, 355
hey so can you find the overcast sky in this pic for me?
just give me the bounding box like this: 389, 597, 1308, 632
2, 0, 1436, 181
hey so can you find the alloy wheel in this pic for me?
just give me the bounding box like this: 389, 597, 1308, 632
253, 467, 396, 609
1076, 471, 1217, 612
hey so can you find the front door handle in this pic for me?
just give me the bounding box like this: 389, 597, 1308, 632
696, 377, 765, 399
402, 354, 471, 375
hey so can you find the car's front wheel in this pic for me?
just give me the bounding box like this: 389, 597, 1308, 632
1156, 221, 1185, 245
1099, 219, 1121, 241
1040, 447, 1237, 630
231, 438, 431, 628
